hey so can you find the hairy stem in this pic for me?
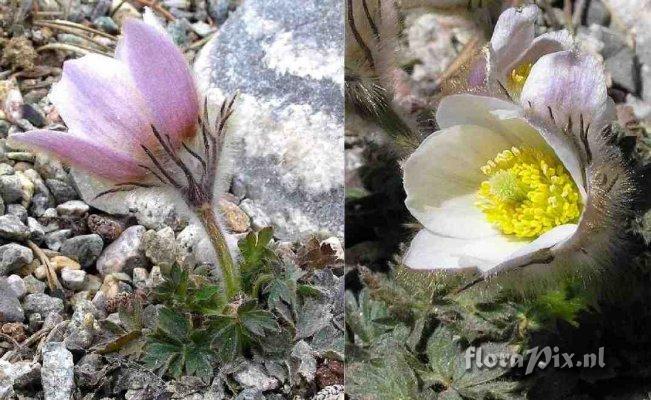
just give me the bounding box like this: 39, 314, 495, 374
194, 202, 241, 299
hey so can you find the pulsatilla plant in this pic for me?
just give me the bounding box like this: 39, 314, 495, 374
10, 18, 241, 298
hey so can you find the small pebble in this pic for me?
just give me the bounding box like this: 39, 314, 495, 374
23, 275, 46, 294
61, 269, 86, 291
6, 274, 26, 298
0, 214, 30, 241
23, 293, 64, 316
45, 229, 72, 251
0, 243, 34, 275
87, 214, 124, 242
56, 200, 89, 217
60, 234, 104, 268
45, 179, 77, 204
7, 204, 28, 223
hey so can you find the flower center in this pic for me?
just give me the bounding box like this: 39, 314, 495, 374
507, 62, 533, 95
476, 147, 582, 238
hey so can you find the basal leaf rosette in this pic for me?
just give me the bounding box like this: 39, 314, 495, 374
402, 50, 637, 290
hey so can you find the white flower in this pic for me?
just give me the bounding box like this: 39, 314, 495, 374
468, 5, 573, 99
402, 50, 637, 281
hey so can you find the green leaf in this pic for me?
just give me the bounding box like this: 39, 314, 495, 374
157, 307, 190, 341
346, 341, 423, 400
144, 323, 215, 381
264, 262, 309, 322
194, 285, 221, 302
238, 227, 277, 294
210, 318, 244, 362
184, 346, 214, 380
142, 341, 178, 371
345, 289, 391, 347
208, 300, 279, 362
426, 326, 460, 383
240, 309, 279, 336
424, 325, 520, 399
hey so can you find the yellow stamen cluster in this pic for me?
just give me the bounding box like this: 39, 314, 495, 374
476, 147, 582, 238
507, 62, 533, 95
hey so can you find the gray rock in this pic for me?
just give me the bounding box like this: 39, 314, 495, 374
23, 274, 46, 294
132, 267, 148, 289
234, 389, 265, 400
0, 164, 12, 176
61, 269, 86, 291
0, 174, 28, 204
27, 217, 46, 244
142, 303, 164, 330
234, 363, 279, 392
605, 46, 639, 93
290, 340, 316, 383
45, 229, 72, 251
28, 312, 43, 331
34, 154, 67, 181
0, 360, 40, 397
23, 168, 51, 197
0, 243, 33, 275
64, 311, 94, 350
0, 359, 40, 389
0, 278, 24, 322
30, 192, 52, 217
93, 16, 119, 34
193, 0, 344, 240
74, 353, 103, 388
56, 200, 89, 217
23, 293, 64, 316
6, 274, 26, 298
45, 178, 77, 204
313, 385, 345, 400
239, 199, 272, 231
0, 214, 30, 241
207, 0, 230, 24
192, 21, 214, 37
60, 234, 103, 268
6, 203, 27, 223
146, 266, 164, 289
175, 223, 239, 267
96, 225, 147, 276
603, 0, 651, 102
143, 227, 178, 267
585, 0, 610, 25
41, 342, 74, 400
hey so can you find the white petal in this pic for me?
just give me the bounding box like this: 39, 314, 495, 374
436, 94, 549, 149
404, 229, 525, 273
404, 224, 578, 274
436, 94, 519, 131
490, 5, 539, 75
438, 94, 587, 200
508, 224, 577, 260
506, 30, 573, 73
403, 124, 513, 239
521, 51, 612, 137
